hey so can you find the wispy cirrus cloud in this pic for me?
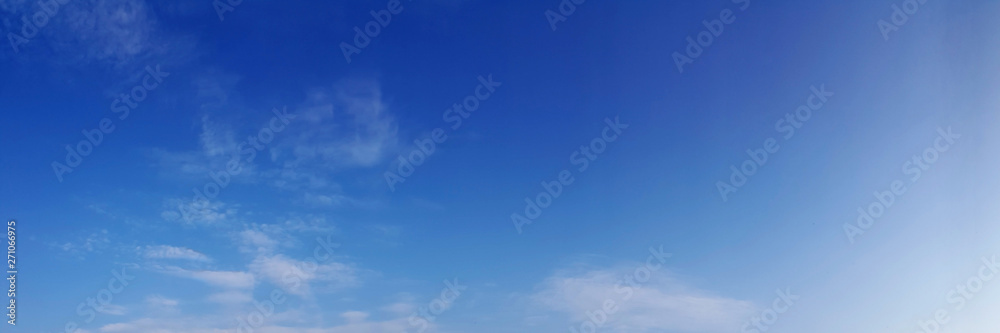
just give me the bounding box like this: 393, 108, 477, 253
142, 245, 211, 262
248, 253, 359, 297
151, 265, 255, 289
161, 199, 236, 226
530, 265, 757, 333
2, 0, 195, 70
59, 0, 156, 63
52, 229, 111, 258
235, 222, 360, 297
145, 295, 179, 309
149, 76, 397, 213
205, 290, 252, 305
96, 311, 415, 333
275, 80, 399, 170
155, 76, 399, 177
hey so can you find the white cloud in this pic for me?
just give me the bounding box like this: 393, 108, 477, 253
340, 311, 369, 323
60, 0, 156, 63
235, 218, 337, 254
145, 295, 179, 307
232, 223, 358, 297
154, 77, 397, 177
162, 199, 236, 226
99, 317, 414, 333
531, 266, 757, 333
96, 303, 127, 316
98, 317, 231, 333
302, 192, 356, 207
239, 228, 281, 254
283, 80, 399, 169
0, 0, 191, 68
143, 245, 212, 262
144, 295, 180, 314
280, 215, 336, 234
205, 290, 252, 305
381, 301, 416, 316
197, 114, 241, 160
252, 79, 399, 194
145, 77, 397, 216
153, 265, 254, 289
248, 254, 359, 297
53, 229, 111, 258
151, 106, 260, 185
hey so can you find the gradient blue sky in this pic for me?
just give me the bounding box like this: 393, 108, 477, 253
2, 0, 999, 332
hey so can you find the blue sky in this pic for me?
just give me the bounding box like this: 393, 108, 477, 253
1, 0, 1000, 332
